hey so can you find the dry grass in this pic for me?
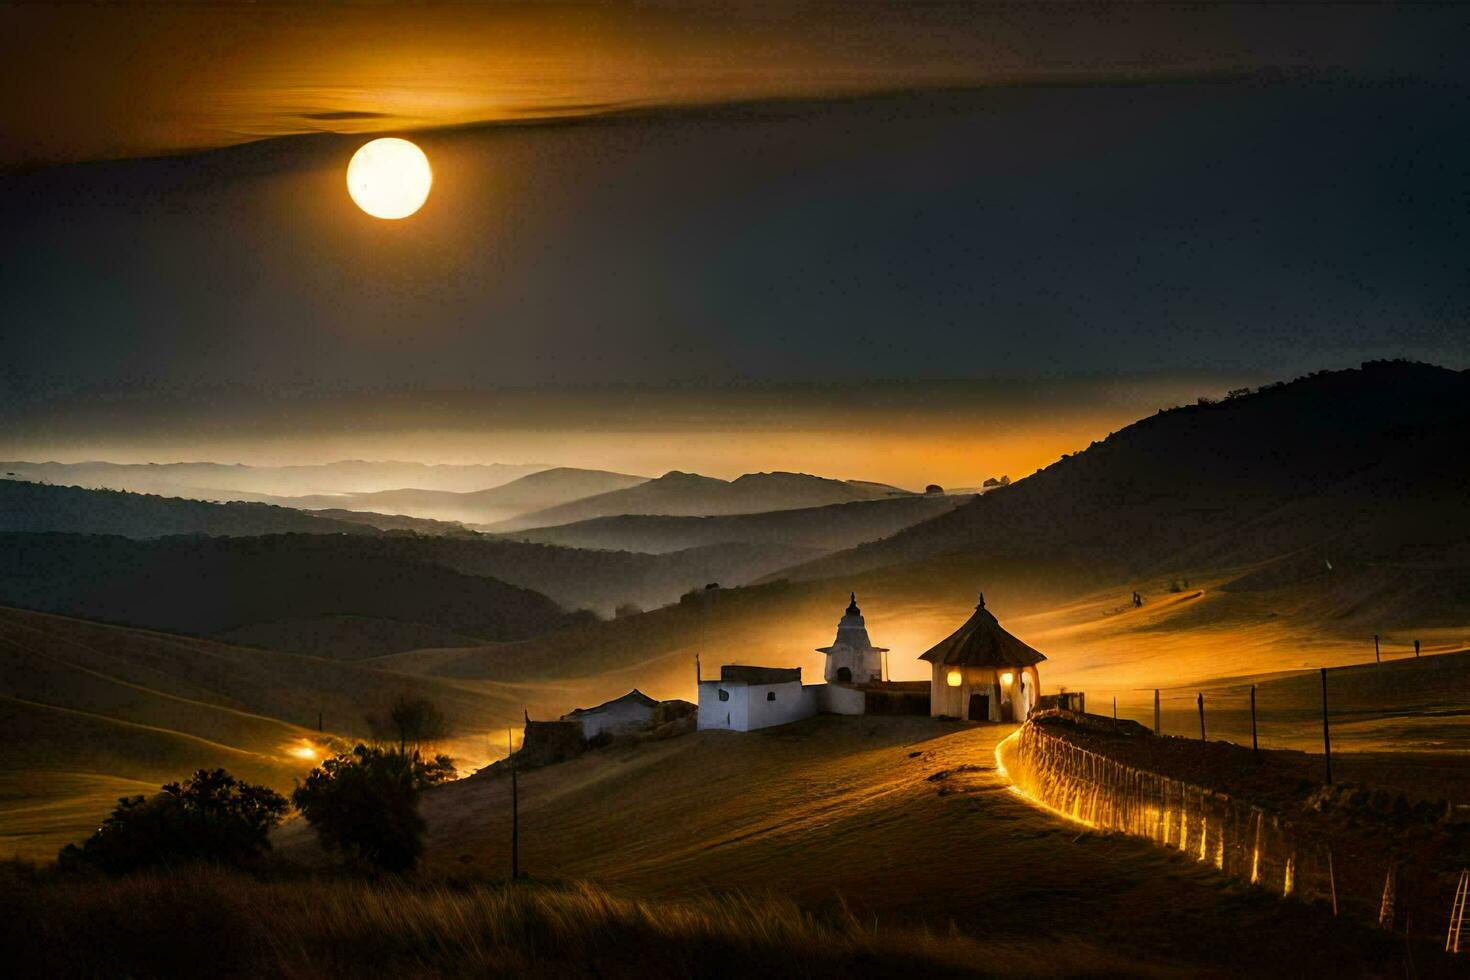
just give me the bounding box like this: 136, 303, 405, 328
0, 863, 1135, 978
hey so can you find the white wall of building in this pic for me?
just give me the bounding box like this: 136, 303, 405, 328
745, 681, 816, 731
698, 679, 819, 731
698, 680, 749, 731
823, 647, 882, 684
929, 665, 1040, 722
818, 683, 867, 715
575, 700, 657, 739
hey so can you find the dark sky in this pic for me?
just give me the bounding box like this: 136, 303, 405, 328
2, 2, 1467, 481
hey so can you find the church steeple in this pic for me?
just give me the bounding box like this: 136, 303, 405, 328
818, 590, 888, 684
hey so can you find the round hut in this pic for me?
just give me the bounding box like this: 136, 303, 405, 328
919, 593, 1044, 722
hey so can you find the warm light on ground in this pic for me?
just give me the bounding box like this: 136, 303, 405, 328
347, 138, 432, 219
286, 740, 321, 763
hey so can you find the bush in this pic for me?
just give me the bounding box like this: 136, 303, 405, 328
291, 745, 455, 872
58, 769, 287, 874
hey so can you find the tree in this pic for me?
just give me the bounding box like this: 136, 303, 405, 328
291, 745, 455, 872
58, 769, 287, 874
382, 694, 448, 756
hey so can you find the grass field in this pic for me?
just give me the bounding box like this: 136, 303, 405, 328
273, 716, 1434, 976
1, 864, 1158, 978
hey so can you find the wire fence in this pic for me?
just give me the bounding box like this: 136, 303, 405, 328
1101, 646, 1470, 762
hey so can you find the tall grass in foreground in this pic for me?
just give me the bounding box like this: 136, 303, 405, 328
0, 863, 1145, 978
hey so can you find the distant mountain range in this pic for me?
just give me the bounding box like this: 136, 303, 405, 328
490, 470, 911, 532
0, 482, 831, 615
0, 460, 550, 499
510, 494, 964, 554
258, 467, 650, 526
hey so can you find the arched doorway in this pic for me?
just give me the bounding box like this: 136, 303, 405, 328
1020, 671, 1034, 718
836, 666, 852, 683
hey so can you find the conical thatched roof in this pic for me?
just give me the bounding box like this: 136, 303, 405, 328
918, 594, 1046, 668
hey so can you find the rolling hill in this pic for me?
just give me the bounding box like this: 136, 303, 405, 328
771, 361, 1470, 584
0, 533, 581, 658
0, 480, 379, 539
490, 470, 910, 532
0, 460, 549, 499
267, 467, 649, 525
0, 605, 553, 860
269, 717, 1408, 977
507, 493, 965, 554
0, 481, 837, 615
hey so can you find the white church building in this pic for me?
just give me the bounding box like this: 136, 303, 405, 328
697, 593, 894, 732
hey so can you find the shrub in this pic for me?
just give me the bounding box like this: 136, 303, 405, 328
291, 745, 455, 872
58, 769, 287, 874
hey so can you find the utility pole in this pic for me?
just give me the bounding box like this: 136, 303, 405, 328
1320, 668, 1333, 785
1415, 639, 1421, 658
508, 726, 519, 881
1250, 684, 1258, 758
1197, 693, 1206, 743
317, 700, 323, 733
1374, 633, 1381, 665
1153, 689, 1161, 736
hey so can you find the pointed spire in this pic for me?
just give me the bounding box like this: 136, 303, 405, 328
845, 591, 860, 616
976, 591, 985, 609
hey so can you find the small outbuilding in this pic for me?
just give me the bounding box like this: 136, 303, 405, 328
562, 689, 659, 739
921, 593, 1045, 722
697, 665, 815, 732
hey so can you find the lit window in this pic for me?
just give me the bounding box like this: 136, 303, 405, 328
946, 670, 962, 687
1001, 671, 1015, 686
766, 691, 776, 701
718, 689, 729, 702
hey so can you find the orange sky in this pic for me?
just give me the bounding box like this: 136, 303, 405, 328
3, 375, 1248, 488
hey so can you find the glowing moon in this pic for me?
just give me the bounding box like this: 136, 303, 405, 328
346, 138, 432, 219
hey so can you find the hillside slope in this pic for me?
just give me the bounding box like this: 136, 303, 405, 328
0, 533, 578, 657
491, 470, 908, 532
0, 480, 379, 538
509, 493, 964, 554
0, 606, 536, 860
276, 717, 1408, 976
773, 362, 1470, 585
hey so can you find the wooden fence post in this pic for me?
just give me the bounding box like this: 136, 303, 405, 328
1250, 684, 1258, 757
1448, 869, 1467, 953
1321, 668, 1332, 785
508, 726, 519, 881
1379, 862, 1398, 930
1326, 848, 1338, 916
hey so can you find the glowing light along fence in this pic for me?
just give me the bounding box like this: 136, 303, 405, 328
997, 725, 1328, 902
